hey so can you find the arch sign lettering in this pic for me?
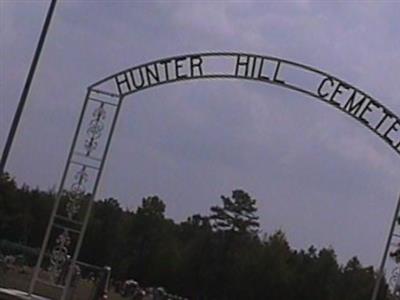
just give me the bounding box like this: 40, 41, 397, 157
29, 52, 400, 300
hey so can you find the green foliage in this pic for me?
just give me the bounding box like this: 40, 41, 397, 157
0, 239, 39, 266
210, 189, 259, 234
0, 173, 389, 299
137, 196, 166, 218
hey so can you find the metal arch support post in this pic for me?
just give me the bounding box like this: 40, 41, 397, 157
28, 89, 92, 296
372, 192, 400, 300
29, 88, 123, 298
60, 95, 124, 300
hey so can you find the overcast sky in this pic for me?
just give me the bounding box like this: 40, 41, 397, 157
1, 0, 400, 268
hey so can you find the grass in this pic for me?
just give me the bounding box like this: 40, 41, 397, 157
0, 267, 124, 300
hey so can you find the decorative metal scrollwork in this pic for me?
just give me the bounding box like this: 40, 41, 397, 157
390, 243, 400, 298
47, 102, 108, 287
65, 192, 82, 220
49, 229, 71, 283
390, 267, 400, 298
65, 166, 88, 219
64, 103, 106, 221
84, 104, 106, 155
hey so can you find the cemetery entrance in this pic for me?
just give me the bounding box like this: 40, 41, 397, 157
28, 52, 400, 300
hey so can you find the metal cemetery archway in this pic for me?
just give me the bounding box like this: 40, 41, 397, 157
29, 53, 400, 300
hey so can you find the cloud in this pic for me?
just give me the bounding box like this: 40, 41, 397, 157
1, 1, 399, 267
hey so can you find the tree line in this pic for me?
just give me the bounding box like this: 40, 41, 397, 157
0, 173, 389, 299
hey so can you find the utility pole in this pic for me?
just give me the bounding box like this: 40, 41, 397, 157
0, 0, 57, 175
